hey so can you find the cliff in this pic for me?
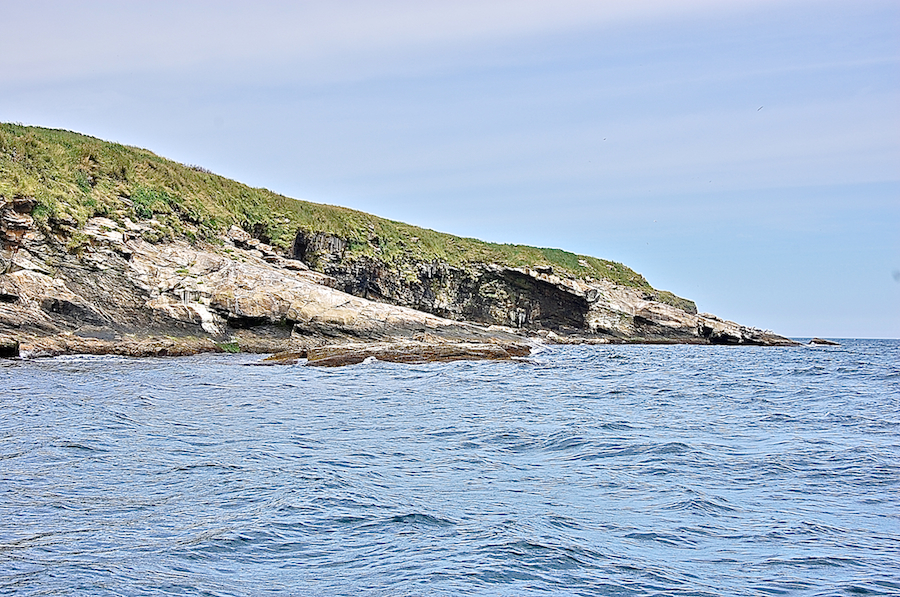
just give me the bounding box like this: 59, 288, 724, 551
0, 124, 796, 360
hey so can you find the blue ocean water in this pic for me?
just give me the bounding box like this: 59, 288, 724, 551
1, 340, 898, 596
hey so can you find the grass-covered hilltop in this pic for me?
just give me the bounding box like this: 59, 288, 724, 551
0, 123, 797, 358
0, 123, 668, 291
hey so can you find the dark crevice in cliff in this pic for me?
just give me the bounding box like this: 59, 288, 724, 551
225, 314, 271, 329
38, 298, 109, 328
633, 316, 689, 341
315, 252, 591, 332
475, 270, 588, 330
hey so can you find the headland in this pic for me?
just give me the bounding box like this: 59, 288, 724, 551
0, 124, 797, 363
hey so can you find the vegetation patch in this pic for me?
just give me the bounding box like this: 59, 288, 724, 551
216, 341, 241, 353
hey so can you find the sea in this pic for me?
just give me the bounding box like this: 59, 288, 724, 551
1, 339, 898, 596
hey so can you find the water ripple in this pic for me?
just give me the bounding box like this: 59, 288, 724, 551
1, 340, 898, 596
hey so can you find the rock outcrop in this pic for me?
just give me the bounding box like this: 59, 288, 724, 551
293, 232, 794, 346
809, 337, 840, 346
0, 195, 796, 362
0, 204, 531, 359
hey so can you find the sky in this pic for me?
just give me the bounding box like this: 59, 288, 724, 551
2, 0, 898, 338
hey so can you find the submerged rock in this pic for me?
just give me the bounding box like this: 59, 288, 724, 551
264, 340, 533, 367
809, 338, 840, 346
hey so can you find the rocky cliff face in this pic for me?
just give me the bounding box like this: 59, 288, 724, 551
0, 199, 526, 357
0, 195, 796, 359
293, 230, 793, 346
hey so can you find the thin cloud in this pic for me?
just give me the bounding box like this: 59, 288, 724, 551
3, 0, 788, 84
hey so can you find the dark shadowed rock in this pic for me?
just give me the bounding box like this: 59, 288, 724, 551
0, 337, 19, 358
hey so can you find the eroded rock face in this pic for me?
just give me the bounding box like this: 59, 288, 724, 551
0, 214, 526, 356
0, 208, 796, 357
292, 231, 348, 268
318, 255, 789, 345
127, 237, 506, 343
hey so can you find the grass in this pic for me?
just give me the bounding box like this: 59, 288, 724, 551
0, 123, 692, 304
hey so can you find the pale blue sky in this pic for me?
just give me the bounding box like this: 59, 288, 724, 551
2, 0, 898, 337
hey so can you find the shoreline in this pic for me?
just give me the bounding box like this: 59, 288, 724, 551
1, 328, 801, 366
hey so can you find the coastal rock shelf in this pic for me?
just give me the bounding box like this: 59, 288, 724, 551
264, 340, 533, 367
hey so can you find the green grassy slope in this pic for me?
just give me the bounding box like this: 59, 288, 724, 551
1, 123, 691, 308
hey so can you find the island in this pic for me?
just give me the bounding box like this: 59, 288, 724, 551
0, 124, 797, 363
